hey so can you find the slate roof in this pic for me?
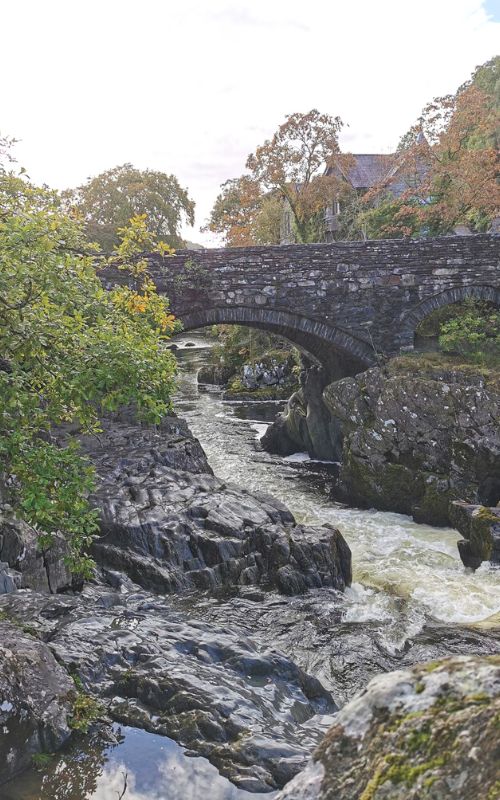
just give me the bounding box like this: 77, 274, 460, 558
326, 152, 429, 199
326, 153, 397, 190
347, 154, 395, 189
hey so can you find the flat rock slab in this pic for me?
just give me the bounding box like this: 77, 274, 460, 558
1, 588, 337, 792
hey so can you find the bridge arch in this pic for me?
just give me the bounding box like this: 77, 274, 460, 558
179, 306, 375, 377
401, 284, 500, 347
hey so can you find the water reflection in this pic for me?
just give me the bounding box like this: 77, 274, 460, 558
3, 726, 261, 800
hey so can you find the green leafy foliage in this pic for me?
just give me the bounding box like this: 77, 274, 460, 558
32, 753, 54, 770
358, 198, 422, 239
10, 440, 100, 577
69, 691, 103, 733
209, 325, 299, 378
63, 163, 195, 251
439, 304, 500, 366
0, 139, 178, 575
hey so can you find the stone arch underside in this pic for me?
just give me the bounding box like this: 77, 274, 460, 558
401, 285, 500, 347
179, 306, 375, 377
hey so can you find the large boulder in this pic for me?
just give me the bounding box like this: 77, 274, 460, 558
197, 363, 234, 386
0, 515, 72, 594
0, 621, 74, 784
276, 655, 500, 800
90, 465, 351, 595
77, 414, 351, 596
72, 411, 213, 477
449, 501, 500, 568
325, 360, 500, 531
264, 358, 500, 541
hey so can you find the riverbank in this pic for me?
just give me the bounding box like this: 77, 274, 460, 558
1, 336, 499, 798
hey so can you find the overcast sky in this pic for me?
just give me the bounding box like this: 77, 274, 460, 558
2, 0, 498, 245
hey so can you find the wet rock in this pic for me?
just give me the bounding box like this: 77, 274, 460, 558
450, 502, 500, 568
262, 364, 341, 461
74, 411, 213, 477
0, 620, 74, 784
0, 516, 72, 594
75, 414, 351, 596
0, 589, 337, 792
174, 587, 500, 709
261, 391, 308, 456
276, 655, 500, 799
90, 466, 351, 595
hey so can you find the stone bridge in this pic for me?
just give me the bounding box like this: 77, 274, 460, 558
104, 234, 500, 376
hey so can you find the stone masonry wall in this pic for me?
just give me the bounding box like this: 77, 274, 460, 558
103, 234, 500, 369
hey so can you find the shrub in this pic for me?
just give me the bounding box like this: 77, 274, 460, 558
439, 304, 500, 366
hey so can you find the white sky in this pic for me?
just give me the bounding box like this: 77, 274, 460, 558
2, 0, 499, 245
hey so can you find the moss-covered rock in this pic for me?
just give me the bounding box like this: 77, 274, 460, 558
223, 384, 297, 401
276, 655, 500, 800
449, 502, 500, 568
197, 364, 234, 386
264, 357, 500, 563
329, 363, 500, 547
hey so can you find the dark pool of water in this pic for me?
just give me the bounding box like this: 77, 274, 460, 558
3, 724, 264, 800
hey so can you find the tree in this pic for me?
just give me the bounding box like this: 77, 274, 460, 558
203, 175, 262, 246
205, 110, 347, 246
252, 194, 283, 246
246, 109, 345, 243
203, 175, 284, 247
439, 302, 500, 367
63, 163, 195, 251
362, 58, 500, 237
466, 55, 500, 149
0, 140, 178, 575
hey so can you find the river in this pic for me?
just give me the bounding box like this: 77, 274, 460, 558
4, 333, 499, 799
174, 335, 500, 631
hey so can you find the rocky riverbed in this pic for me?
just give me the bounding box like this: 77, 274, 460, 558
1, 338, 499, 799
0, 410, 350, 792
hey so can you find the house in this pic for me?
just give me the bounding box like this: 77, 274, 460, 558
323, 152, 413, 241
280, 149, 425, 244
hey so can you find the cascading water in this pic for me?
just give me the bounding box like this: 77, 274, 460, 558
174, 334, 500, 632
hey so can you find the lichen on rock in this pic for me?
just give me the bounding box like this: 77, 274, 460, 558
276, 655, 500, 799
